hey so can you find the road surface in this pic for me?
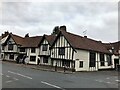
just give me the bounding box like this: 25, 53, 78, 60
1, 61, 119, 89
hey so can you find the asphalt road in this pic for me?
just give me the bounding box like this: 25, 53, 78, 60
1, 61, 120, 89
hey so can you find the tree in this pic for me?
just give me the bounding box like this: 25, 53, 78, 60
51, 26, 59, 35
25, 33, 29, 37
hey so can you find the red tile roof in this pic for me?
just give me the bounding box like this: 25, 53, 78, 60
53, 30, 111, 54
44, 35, 56, 45
22, 36, 42, 48
4, 33, 42, 48
10, 33, 24, 45
103, 41, 120, 55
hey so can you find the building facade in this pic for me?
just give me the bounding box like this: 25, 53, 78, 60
1, 26, 119, 71
39, 35, 56, 65
50, 29, 113, 71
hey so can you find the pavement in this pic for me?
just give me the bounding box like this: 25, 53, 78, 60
1, 61, 120, 89
2, 60, 74, 74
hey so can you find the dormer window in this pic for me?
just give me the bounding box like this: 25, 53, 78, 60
8, 44, 13, 50
42, 44, 48, 51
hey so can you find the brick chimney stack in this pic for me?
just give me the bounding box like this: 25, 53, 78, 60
2, 31, 9, 38
60, 25, 67, 32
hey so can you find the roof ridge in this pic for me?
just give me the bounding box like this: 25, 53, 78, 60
65, 31, 102, 43
11, 33, 24, 39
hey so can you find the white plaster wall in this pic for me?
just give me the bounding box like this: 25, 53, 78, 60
27, 48, 39, 64
74, 49, 89, 71
40, 39, 50, 56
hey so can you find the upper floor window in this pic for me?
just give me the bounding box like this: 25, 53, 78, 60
2, 46, 4, 50
58, 47, 65, 55
31, 48, 35, 53
42, 44, 48, 51
20, 48, 25, 52
100, 53, 105, 66
8, 44, 13, 50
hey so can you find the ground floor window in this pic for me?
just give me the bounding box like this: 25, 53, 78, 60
79, 61, 83, 68
107, 55, 112, 66
1, 54, 3, 58
89, 52, 96, 67
43, 57, 48, 63
100, 53, 105, 66
62, 60, 70, 67
30, 56, 36, 61
9, 54, 14, 59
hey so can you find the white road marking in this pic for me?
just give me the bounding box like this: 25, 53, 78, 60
115, 80, 120, 82
6, 75, 10, 78
106, 82, 111, 84
41, 81, 65, 90
96, 79, 118, 85
8, 71, 32, 80
106, 77, 110, 79
13, 78, 18, 81
95, 80, 103, 82
5, 80, 12, 83
0, 73, 3, 76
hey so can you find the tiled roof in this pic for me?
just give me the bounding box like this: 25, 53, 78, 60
57, 30, 111, 54
45, 35, 56, 45
103, 41, 120, 55
4, 33, 42, 48
10, 33, 24, 45
22, 36, 42, 48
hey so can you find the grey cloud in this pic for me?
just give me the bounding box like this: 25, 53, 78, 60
1, 2, 118, 42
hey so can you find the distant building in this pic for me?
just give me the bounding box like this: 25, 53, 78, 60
103, 42, 120, 70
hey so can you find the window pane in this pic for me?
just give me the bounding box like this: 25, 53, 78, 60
31, 48, 35, 53
42, 44, 48, 51
20, 48, 25, 52
59, 47, 65, 55
100, 53, 105, 66
79, 61, 83, 68
30, 56, 36, 61
89, 52, 96, 67
8, 44, 13, 50
9, 54, 14, 59
43, 57, 48, 63
107, 55, 112, 66
2, 46, 4, 50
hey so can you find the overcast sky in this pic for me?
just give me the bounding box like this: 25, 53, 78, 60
0, 0, 118, 43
